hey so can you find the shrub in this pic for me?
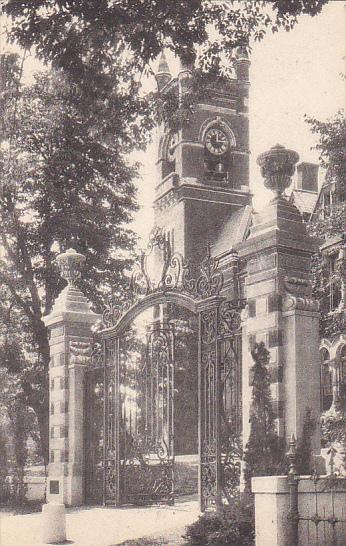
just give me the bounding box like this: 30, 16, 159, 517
296, 408, 316, 474
243, 342, 286, 490
183, 497, 255, 546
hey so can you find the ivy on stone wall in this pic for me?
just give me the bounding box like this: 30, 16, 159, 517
243, 342, 286, 491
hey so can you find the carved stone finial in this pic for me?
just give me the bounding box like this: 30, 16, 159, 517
56, 248, 86, 288
257, 144, 299, 199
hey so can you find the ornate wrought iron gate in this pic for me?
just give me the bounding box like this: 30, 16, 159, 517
118, 323, 175, 505
84, 365, 104, 504
84, 228, 243, 510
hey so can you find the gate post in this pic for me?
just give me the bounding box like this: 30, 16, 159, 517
239, 145, 320, 459
197, 296, 223, 512
43, 249, 100, 505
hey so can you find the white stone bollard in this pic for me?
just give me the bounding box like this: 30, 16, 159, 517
42, 503, 66, 544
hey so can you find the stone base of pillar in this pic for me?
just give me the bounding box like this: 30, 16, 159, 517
46, 476, 65, 505
65, 474, 84, 506
252, 476, 290, 546
42, 503, 66, 544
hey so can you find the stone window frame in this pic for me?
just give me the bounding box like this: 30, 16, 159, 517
320, 348, 333, 412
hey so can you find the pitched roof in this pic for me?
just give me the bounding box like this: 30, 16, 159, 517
290, 189, 318, 216
212, 205, 252, 257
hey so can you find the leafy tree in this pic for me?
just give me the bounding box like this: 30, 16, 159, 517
306, 111, 346, 194
0, 368, 37, 504
4, 1, 328, 73
306, 111, 346, 336
243, 342, 285, 491
3, 1, 328, 142
6, 398, 30, 504
0, 416, 9, 502
307, 110, 346, 241
0, 53, 141, 464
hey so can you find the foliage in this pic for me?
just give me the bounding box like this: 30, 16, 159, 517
321, 407, 346, 447
155, 69, 227, 132
243, 342, 286, 490
305, 111, 346, 191
183, 496, 254, 546
306, 111, 346, 338
0, 369, 38, 504
3, 1, 328, 140
295, 408, 316, 474
0, 53, 141, 464
0, 419, 9, 502
6, 400, 29, 504
4, 1, 328, 73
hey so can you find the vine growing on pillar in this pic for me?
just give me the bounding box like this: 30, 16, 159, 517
243, 342, 286, 491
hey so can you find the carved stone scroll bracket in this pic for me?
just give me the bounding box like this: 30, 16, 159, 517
283, 276, 311, 298
282, 294, 319, 313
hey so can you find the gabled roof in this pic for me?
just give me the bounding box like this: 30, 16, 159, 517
212, 205, 252, 257
290, 189, 318, 216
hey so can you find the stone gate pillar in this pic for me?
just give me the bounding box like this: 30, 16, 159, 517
43, 249, 100, 505
239, 145, 320, 455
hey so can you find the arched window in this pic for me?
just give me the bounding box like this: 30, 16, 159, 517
329, 253, 341, 311
320, 348, 332, 411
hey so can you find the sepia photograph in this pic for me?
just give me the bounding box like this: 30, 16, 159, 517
0, 1, 345, 545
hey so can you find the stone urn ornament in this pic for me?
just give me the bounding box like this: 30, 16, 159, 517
257, 144, 299, 199
56, 247, 86, 288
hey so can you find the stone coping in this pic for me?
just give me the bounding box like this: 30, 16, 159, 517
252, 475, 346, 495
44, 311, 101, 327
24, 476, 46, 484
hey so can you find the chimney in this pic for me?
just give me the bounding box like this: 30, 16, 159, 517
295, 162, 319, 193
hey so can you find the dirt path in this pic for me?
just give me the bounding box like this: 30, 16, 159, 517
114, 523, 188, 545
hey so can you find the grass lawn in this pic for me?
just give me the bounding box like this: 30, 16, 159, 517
0, 500, 43, 515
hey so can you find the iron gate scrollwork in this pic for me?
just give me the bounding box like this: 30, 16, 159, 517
119, 323, 175, 505
199, 305, 221, 511
84, 344, 104, 504
85, 229, 244, 510
199, 299, 244, 511
218, 300, 244, 504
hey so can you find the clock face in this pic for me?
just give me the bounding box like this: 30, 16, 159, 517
205, 127, 229, 155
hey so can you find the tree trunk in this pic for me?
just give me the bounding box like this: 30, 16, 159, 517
35, 405, 49, 468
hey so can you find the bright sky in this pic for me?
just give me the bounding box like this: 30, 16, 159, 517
133, 1, 346, 244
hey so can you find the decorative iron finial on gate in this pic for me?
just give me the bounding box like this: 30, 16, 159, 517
56, 248, 86, 288
287, 433, 298, 478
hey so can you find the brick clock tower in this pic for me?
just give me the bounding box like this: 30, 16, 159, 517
154, 49, 252, 264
